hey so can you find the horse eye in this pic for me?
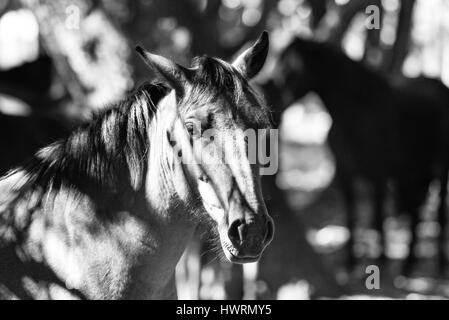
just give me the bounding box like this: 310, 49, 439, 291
186, 123, 195, 136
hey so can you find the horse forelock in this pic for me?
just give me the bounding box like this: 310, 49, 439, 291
192, 56, 244, 101
184, 56, 272, 129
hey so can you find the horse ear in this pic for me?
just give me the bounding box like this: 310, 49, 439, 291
136, 46, 192, 93
232, 31, 269, 79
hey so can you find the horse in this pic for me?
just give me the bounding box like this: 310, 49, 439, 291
262, 37, 449, 274
0, 32, 274, 299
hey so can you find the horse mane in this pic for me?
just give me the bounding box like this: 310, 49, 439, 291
2, 82, 170, 205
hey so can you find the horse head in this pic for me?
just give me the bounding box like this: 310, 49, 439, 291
137, 32, 274, 263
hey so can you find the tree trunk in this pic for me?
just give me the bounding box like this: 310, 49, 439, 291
257, 173, 343, 298
22, 0, 132, 111
363, 19, 383, 68
382, 0, 416, 74
306, 0, 328, 31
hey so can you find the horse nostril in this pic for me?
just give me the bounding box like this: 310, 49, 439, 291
264, 219, 274, 243
228, 219, 246, 247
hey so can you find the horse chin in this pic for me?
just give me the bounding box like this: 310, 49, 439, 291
219, 238, 261, 264
226, 253, 260, 264
203, 203, 263, 264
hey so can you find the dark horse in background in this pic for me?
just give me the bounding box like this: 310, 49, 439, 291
263, 37, 449, 274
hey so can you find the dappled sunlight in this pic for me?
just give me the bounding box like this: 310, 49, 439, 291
277, 93, 335, 195
276, 280, 311, 300
199, 266, 227, 300
306, 225, 349, 253
0, 9, 39, 69
0, 95, 31, 116
280, 95, 332, 145
395, 275, 449, 298
303, 216, 447, 261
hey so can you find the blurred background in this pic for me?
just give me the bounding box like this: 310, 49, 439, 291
1, 0, 449, 300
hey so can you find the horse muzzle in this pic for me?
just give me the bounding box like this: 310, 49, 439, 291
222, 214, 274, 263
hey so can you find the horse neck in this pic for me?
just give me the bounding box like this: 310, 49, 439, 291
119, 115, 198, 299
122, 200, 197, 299
305, 47, 386, 117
